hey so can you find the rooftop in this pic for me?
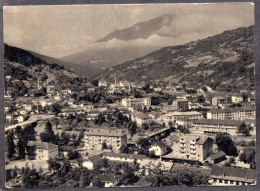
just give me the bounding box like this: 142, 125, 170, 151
103, 152, 146, 160
193, 119, 242, 126
27, 141, 59, 150
85, 128, 127, 137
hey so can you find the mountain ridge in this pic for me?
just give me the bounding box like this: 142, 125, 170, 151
95, 25, 255, 92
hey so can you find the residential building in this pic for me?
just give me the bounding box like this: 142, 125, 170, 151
207, 107, 256, 120
172, 99, 189, 110
149, 141, 169, 156
162, 134, 213, 163
161, 111, 203, 124
121, 98, 151, 107
212, 96, 227, 106
98, 80, 107, 87
99, 173, 119, 187
131, 112, 153, 126
209, 165, 256, 186
85, 128, 127, 151
231, 95, 243, 103
191, 119, 242, 135
27, 141, 59, 160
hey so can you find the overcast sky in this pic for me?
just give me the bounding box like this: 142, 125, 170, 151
4, 3, 254, 58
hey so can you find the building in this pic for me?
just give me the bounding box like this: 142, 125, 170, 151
99, 173, 119, 187
206, 151, 226, 164
162, 134, 213, 163
131, 113, 153, 126
121, 98, 151, 107
231, 95, 243, 103
103, 152, 146, 163
172, 99, 189, 110
98, 79, 107, 87
27, 141, 59, 160
161, 111, 204, 124
191, 119, 242, 135
209, 165, 256, 186
212, 96, 227, 106
207, 107, 256, 120
149, 141, 169, 156
85, 128, 127, 151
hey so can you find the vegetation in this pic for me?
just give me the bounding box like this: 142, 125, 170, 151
215, 133, 238, 156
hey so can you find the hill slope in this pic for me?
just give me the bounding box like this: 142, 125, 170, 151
96, 26, 255, 92
4, 44, 87, 97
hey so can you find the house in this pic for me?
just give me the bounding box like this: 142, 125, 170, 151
162, 134, 214, 163
87, 87, 96, 93
59, 145, 75, 158
85, 128, 127, 151
207, 151, 226, 164
82, 160, 94, 170
175, 117, 192, 127
27, 141, 59, 160
212, 96, 227, 106
98, 79, 107, 87
149, 141, 169, 156
17, 115, 25, 123
131, 112, 153, 126
209, 165, 256, 186
231, 95, 243, 103
99, 173, 119, 187
172, 99, 189, 110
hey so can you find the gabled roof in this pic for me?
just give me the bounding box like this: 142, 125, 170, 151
152, 141, 168, 150
27, 141, 59, 150
209, 151, 226, 160
99, 173, 117, 182
210, 165, 256, 183
196, 136, 213, 145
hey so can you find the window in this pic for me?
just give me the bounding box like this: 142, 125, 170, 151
242, 182, 245, 186
230, 180, 234, 184
236, 181, 240, 185
224, 180, 228, 184
219, 179, 223, 183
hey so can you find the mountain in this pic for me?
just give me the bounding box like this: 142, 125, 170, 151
96, 26, 255, 92
60, 14, 178, 77
4, 44, 88, 98
96, 14, 177, 42
60, 46, 158, 77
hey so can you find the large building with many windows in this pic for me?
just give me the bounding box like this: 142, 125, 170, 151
85, 128, 127, 151
162, 134, 213, 163
121, 98, 151, 107
207, 107, 255, 120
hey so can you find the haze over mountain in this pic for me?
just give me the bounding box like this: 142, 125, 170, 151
60, 14, 179, 77
96, 14, 177, 42
96, 26, 255, 92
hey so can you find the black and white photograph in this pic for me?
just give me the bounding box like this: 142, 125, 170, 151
3, 3, 256, 188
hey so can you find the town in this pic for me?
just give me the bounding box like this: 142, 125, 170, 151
5, 71, 256, 188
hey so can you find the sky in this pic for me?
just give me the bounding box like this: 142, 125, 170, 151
4, 3, 254, 58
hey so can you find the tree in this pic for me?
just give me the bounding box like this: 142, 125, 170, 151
237, 122, 252, 136
215, 133, 238, 156
127, 121, 137, 136
120, 145, 129, 154
137, 138, 150, 149
6, 131, 16, 159
101, 142, 107, 150
239, 147, 256, 169
51, 103, 62, 115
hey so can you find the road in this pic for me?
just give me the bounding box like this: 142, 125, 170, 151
5, 114, 55, 132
